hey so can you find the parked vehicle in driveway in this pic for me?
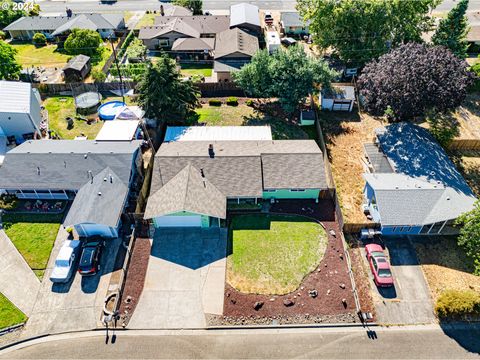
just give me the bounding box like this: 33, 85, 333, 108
50, 240, 81, 283
365, 243, 394, 287
78, 236, 104, 276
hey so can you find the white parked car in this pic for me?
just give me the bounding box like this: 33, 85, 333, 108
50, 240, 81, 283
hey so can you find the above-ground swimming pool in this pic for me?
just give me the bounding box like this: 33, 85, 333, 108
98, 101, 126, 120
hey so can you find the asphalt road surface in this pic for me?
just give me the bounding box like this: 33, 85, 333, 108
1, 325, 479, 359
35, 0, 480, 15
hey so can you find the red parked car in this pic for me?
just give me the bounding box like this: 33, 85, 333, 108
365, 244, 394, 287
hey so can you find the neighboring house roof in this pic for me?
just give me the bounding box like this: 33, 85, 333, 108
214, 28, 259, 59
164, 5, 193, 16
4, 13, 124, 32
64, 167, 129, 228
52, 15, 98, 36
467, 25, 480, 42
0, 81, 36, 114
229, 3, 260, 29
0, 140, 141, 191
280, 12, 310, 28
213, 60, 249, 73
149, 140, 326, 202
95, 120, 139, 141
364, 123, 477, 226
164, 126, 272, 142
140, 15, 230, 40
321, 85, 355, 100
145, 163, 226, 219
171, 37, 215, 51
63, 54, 90, 72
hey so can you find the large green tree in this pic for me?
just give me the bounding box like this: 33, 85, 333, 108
0, 41, 21, 80
172, 0, 202, 15
297, 0, 439, 65
432, 0, 470, 58
456, 201, 480, 275
234, 45, 337, 113
136, 55, 199, 123
64, 28, 102, 56
0, 0, 25, 29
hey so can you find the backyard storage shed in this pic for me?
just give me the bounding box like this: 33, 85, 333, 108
280, 12, 310, 36
63, 55, 91, 82
95, 120, 141, 141
229, 3, 261, 33
0, 81, 42, 142
320, 85, 355, 112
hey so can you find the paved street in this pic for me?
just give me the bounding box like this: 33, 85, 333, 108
128, 228, 226, 329
362, 238, 435, 325
1, 325, 479, 359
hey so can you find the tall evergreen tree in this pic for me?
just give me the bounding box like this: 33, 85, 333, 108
0, 41, 21, 80
432, 0, 470, 58
136, 55, 199, 123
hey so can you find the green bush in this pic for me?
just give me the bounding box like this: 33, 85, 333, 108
208, 99, 222, 106
32, 33, 47, 46
91, 69, 106, 83
125, 37, 146, 62
435, 289, 480, 319
0, 31, 6, 40
246, 99, 254, 107
110, 63, 147, 81
226, 96, 239, 106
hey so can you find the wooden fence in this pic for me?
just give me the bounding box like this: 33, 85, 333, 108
448, 139, 480, 150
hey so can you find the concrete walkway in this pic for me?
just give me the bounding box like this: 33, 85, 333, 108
129, 228, 227, 329
0, 230, 40, 316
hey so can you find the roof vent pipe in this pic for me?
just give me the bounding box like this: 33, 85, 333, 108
208, 144, 215, 158
37, 166, 40, 175
109, 174, 113, 183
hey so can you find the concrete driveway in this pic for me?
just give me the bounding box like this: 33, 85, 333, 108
362, 237, 435, 325
128, 227, 227, 329
22, 228, 121, 338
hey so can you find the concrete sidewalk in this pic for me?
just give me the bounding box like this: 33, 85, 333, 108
0, 230, 40, 316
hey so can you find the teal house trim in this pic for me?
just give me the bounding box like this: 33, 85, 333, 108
262, 189, 320, 199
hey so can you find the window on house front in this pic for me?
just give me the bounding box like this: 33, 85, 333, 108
158, 39, 169, 47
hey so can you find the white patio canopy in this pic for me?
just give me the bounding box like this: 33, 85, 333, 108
95, 120, 140, 141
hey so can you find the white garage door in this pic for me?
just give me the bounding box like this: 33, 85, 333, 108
155, 216, 202, 227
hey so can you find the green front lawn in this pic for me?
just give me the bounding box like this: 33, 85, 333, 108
13, 43, 71, 68
180, 64, 213, 77
227, 214, 327, 295
0, 293, 27, 330
2, 213, 63, 280
193, 103, 315, 140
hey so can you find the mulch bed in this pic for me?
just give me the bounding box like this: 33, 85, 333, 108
348, 245, 376, 320
220, 199, 357, 325
118, 237, 151, 327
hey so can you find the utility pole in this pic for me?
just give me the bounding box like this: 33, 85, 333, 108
110, 36, 125, 104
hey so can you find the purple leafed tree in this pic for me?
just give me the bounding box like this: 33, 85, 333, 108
358, 43, 474, 121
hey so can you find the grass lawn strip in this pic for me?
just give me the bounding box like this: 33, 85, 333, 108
2, 213, 63, 280
195, 103, 315, 140
13, 43, 70, 68
227, 214, 327, 295
180, 64, 213, 77
0, 292, 27, 330
135, 13, 155, 29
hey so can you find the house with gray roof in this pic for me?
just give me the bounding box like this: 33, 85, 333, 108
145, 138, 327, 228
363, 123, 477, 236
4, 13, 125, 41
280, 12, 310, 36
0, 140, 142, 238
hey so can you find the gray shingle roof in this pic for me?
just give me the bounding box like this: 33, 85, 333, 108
0, 140, 141, 191
145, 163, 226, 219
363, 143, 394, 173
63, 54, 90, 71
149, 140, 326, 202
64, 167, 128, 228
280, 12, 310, 28
4, 13, 124, 32
214, 28, 259, 59
213, 60, 248, 72
171, 37, 215, 51
364, 123, 477, 226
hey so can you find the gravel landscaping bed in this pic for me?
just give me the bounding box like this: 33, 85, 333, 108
118, 238, 151, 327
222, 199, 356, 323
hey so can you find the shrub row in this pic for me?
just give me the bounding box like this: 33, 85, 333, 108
435, 289, 480, 319
208, 97, 239, 107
